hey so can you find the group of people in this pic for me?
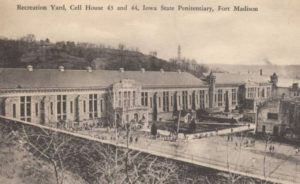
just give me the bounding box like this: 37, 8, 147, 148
269, 145, 275, 152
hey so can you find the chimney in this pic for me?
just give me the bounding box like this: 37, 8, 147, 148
177, 69, 182, 74
58, 66, 64, 72
119, 68, 124, 73
86, 66, 92, 72
260, 69, 263, 76
141, 68, 145, 73
27, 65, 33, 72
160, 68, 164, 73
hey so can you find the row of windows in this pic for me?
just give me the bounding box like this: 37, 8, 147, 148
16, 95, 104, 122
247, 87, 271, 99
118, 91, 136, 108
214, 89, 238, 107
142, 91, 207, 110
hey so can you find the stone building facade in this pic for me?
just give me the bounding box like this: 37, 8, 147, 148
0, 66, 275, 128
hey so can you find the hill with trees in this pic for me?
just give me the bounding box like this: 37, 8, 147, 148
0, 34, 208, 78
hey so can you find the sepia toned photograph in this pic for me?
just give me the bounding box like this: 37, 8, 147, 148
0, 0, 300, 183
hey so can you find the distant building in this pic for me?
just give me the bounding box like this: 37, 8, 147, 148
254, 72, 300, 136
279, 98, 300, 136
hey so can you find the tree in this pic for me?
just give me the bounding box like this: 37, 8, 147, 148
21, 125, 71, 184
20, 34, 36, 42
151, 122, 157, 136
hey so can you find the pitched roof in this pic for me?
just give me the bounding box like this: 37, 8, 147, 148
0, 68, 207, 90
213, 73, 271, 85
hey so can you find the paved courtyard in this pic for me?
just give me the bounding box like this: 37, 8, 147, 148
79, 127, 300, 184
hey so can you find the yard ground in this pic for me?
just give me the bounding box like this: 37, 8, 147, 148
79, 126, 300, 184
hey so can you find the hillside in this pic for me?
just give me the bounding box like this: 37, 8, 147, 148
0, 36, 208, 77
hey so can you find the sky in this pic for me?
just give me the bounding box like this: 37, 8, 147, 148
0, 0, 300, 65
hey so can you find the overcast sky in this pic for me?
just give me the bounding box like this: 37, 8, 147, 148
1, 0, 300, 65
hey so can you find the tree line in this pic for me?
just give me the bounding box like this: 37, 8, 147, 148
0, 34, 208, 77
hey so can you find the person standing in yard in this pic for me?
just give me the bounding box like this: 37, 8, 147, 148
189, 118, 196, 133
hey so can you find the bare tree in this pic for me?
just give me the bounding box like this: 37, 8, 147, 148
21, 125, 71, 184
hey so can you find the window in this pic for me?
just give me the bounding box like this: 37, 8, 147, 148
100, 99, 103, 112
170, 95, 173, 107
150, 97, 153, 108
20, 96, 31, 122
189, 95, 192, 105
13, 104, 16, 118
141, 92, 148, 106
128, 91, 131, 107
232, 89, 237, 106
35, 103, 38, 116
118, 92, 122, 107
261, 88, 265, 98
163, 91, 169, 112
247, 87, 256, 98
70, 101, 73, 113
218, 89, 222, 107
159, 97, 161, 108
133, 91, 136, 106
267, 113, 278, 120
50, 102, 53, 115
182, 91, 188, 109
89, 94, 98, 119
200, 90, 205, 109
57, 95, 67, 121
83, 101, 86, 113
124, 91, 127, 107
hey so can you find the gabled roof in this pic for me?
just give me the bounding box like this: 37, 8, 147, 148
0, 68, 207, 90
